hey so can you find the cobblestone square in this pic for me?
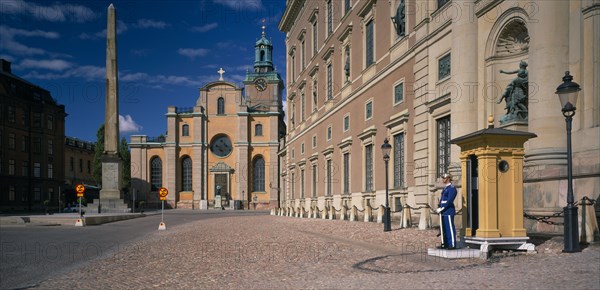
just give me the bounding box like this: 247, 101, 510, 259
34, 214, 600, 289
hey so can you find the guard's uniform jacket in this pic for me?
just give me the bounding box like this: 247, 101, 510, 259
438, 183, 457, 248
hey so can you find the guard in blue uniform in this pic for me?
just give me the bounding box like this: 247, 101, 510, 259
436, 173, 457, 249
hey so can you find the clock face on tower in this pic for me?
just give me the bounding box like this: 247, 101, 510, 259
210, 135, 233, 157
254, 78, 267, 91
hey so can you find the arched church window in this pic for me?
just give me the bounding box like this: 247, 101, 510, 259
253, 156, 265, 192
182, 156, 192, 191
217, 97, 225, 115
182, 124, 189, 136
255, 124, 263, 136
260, 50, 265, 62
150, 156, 162, 191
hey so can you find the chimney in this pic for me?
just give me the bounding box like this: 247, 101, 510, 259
1, 59, 11, 74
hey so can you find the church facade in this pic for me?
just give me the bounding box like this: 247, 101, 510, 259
130, 31, 285, 209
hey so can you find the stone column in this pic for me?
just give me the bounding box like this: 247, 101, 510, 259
449, 0, 478, 182
526, 1, 570, 167
236, 106, 249, 202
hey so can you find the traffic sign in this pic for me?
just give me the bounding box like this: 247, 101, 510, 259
159, 187, 168, 200
76, 184, 85, 197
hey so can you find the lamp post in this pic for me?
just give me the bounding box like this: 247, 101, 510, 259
381, 138, 392, 232
555, 71, 581, 253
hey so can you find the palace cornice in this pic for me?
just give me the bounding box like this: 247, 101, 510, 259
279, 0, 305, 32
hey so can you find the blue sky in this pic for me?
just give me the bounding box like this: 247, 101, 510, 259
0, 0, 287, 142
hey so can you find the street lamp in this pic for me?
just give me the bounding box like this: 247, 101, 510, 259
555, 71, 581, 253
381, 138, 392, 232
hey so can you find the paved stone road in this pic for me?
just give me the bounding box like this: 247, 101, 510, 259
36, 214, 600, 289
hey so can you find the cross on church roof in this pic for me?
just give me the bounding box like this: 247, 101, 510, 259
217, 67, 225, 81
261, 19, 266, 37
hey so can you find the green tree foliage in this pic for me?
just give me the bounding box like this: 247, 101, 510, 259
120, 137, 131, 191
93, 124, 105, 184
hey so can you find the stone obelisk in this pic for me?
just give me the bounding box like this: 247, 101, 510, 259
99, 3, 125, 209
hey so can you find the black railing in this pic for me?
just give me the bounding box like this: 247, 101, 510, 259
147, 136, 166, 143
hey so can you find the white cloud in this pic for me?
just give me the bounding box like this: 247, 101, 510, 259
0, 25, 59, 56
119, 115, 142, 133
17, 59, 71, 71
23, 64, 104, 81
282, 99, 287, 124
1, 0, 96, 23
135, 19, 169, 29
191, 22, 218, 33
178, 48, 209, 59
79, 20, 128, 40
213, 0, 263, 10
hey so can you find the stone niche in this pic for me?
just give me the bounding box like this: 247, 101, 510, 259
485, 15, 530, 131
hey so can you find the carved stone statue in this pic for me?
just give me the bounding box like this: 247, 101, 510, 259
497, 60, 528, 124
391, 0, 406, 37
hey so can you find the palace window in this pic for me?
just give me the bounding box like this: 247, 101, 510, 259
312, 164, 317, 197
327, 159, 332, 196
327, 63, 333, 100
345, 0, 351, 15
365, 144, 373, 191
436, 116, 451, 177
22, 161, 28, 176
48, 164, 53, 179
253, 156, 265, 192
343, 115, 350, 132
312, 20, 318, 56
182, 157, 192, 191
34, 162, 40, 178
151, 157, 162, 191
291, 172, 295, 199
365, 100, 373, 120
327, 0, 333, 36
366, 20, 374, 67
343, 153, 350, 194
394, 82, 404, 105
301, 169, 305, 198
301, 92, 305, 121
8, 159, 15, 175
393, 133, 405, 188
438, 53, 451, 80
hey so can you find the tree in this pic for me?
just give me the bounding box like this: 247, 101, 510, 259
93, 124, 105, 185
120, 137, 131, 191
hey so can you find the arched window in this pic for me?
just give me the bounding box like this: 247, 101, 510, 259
182, 157, 192, 191
217, 97, 225, 115
260, 50, 265, 61
182, 124, 189, 136
150, 157, 162, 191
255, 124, 263, 136
253, 156, 265, 192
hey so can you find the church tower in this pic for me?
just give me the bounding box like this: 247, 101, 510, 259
244, 25, 284, 108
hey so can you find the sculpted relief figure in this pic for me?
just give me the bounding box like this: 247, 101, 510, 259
497, 60, 529, 124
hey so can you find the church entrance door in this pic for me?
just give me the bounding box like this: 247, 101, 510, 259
215, 174, 229, 207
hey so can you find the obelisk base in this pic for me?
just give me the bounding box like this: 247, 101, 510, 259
88, 153, 128, 213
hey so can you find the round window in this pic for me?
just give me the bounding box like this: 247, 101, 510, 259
498, 160, 510, 173
210, 135, 233, 157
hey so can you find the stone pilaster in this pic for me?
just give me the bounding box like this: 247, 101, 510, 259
526, 1, 571, 168
449, 0, 478, 183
